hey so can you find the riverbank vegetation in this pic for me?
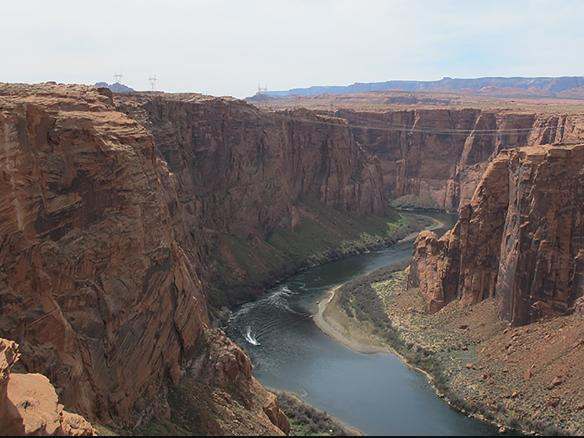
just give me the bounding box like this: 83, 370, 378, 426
276, 392, 359, 436
209, 198, 435, 307
330, 266, 582, 435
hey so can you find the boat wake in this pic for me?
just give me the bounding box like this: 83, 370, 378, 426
244, 326, 261, 346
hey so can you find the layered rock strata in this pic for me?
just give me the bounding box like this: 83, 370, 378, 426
341, 109, 584, 210
117, 94, 388, 303
410, 144, 584, 325
0, 83, 289, 433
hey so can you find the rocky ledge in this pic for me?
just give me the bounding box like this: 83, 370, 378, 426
0, 338, 95, 435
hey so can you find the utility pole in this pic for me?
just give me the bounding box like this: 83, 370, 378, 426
114, 73, 123, 84
148, 76, 157, 92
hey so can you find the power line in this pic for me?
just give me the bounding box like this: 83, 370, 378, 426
273, 113, 567, 137
114, 72, 123, 83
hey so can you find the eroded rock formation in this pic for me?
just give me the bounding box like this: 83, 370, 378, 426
1, 83, 385, 433
117, 94, 387, 303
0, 338, 95, 436
0, 84, 291, 433
410, 144, 584, 325
342, 109, 584, 210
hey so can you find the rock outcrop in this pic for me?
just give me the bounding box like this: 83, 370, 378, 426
119, 95, 386, 236
410, 144, 584, 325
0, 83, 208, 425
341, 109, 584, 210
0, 338, 95, 436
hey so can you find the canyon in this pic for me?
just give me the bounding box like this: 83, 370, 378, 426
0, 83, 390, 434
340, 108, 584, 211
1, 81, 584, 435
409, 143, 584, 325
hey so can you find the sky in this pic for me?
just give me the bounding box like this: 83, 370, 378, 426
1, 0, 583, 98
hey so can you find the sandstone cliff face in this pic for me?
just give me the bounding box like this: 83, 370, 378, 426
410, 144, 584, 325
0, 84, 291, 434
119, 95, 386, 237
0, 83, 208, 423
341, 109, 584, 210
117, 94, 388, 304
0, 338, 95, 436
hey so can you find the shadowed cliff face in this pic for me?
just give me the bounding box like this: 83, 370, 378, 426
341, 109, 584, 210
119, 95, 386, 236
410, 144, 584, 325
117, 94, 388, 305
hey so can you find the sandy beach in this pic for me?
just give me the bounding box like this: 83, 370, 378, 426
313, 285, 388, 354
312, 213, 446, 355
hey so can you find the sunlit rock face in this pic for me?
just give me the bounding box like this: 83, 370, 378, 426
410, 144, 584, 326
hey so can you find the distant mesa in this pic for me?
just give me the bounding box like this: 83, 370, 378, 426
95, 81, 135, 94
247, 92, 276, 102
254, 76, 584, 99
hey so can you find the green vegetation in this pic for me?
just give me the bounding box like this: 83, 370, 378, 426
210, 196, 433, 307
92, 424, 119, 436
266, 197, 403, 264
277, 392, 357, 436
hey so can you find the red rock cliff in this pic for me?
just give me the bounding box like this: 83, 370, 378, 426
118, 95, 386, 236
0, 84, 291, 434
117, 94, 388, 304
341, 109, 584, 210
0, 83, 208, 424
410, 144, 584, 325
1, 83, 393, 433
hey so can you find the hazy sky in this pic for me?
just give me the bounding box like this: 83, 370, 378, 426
2, 0, 583, 97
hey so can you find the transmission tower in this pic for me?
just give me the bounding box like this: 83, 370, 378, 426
113, 73, 123, 83
257, 83, 268, 95
148, 76, 158, 91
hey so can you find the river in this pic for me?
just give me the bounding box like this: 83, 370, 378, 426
226, 212, 497, 436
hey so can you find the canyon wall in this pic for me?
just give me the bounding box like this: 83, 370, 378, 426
409, 144, 584, 325
340, 109, 584, 210
117, 94, 388, 304
0, 84, 388, 433
0, 84, 293, 433
0, 83, 208, 425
